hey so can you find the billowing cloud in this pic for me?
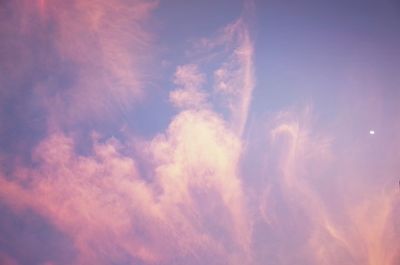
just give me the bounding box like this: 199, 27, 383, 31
0, 7, 254, 262
0, 108, 251, 264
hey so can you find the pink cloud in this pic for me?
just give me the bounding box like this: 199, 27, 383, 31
178, 16, 255, 136
255, 106, 400, 264
207, 17, 255, 136
52, 0, 157, 122
0, 0, 157, 130
0, 251, 18, 265
2, 1, 398, 264
1, 134, 161, 264
169, 64, 208, 109
0, 3, 256, 263
0, 107, 252, 264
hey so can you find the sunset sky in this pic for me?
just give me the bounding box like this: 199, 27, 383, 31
0, 0, 399, 264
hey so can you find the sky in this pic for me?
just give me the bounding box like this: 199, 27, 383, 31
0, 0, 399, 264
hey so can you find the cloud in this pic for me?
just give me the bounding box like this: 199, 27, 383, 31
0, 107, 252, 264
0, 2, 257, 263
149, 108, 252, 264
213, 18, 255, 136
169, 64, 208, 109
182, 6, 255, 137
2, 1, 398, 264
0, 251, 18, 265
252, 107, 400, 265
0, 0, 157, 131
188, 17, 255, 137
49, 0, 157, 125
0, 134, 160, 264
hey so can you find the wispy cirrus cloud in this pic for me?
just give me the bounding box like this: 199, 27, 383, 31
251, 106, 400, 265
212, 18, 255, 136
0, 0, 156, 132
186, 12, 255, 136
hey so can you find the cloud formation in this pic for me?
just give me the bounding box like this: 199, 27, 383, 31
0, 6, 255, 263
0, 109, 251, 264
169, 64, 208, 109
0, 0, 156, 131
252, 107, 400, 265
212, 18, 255, 136
0, 1, 399, 265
